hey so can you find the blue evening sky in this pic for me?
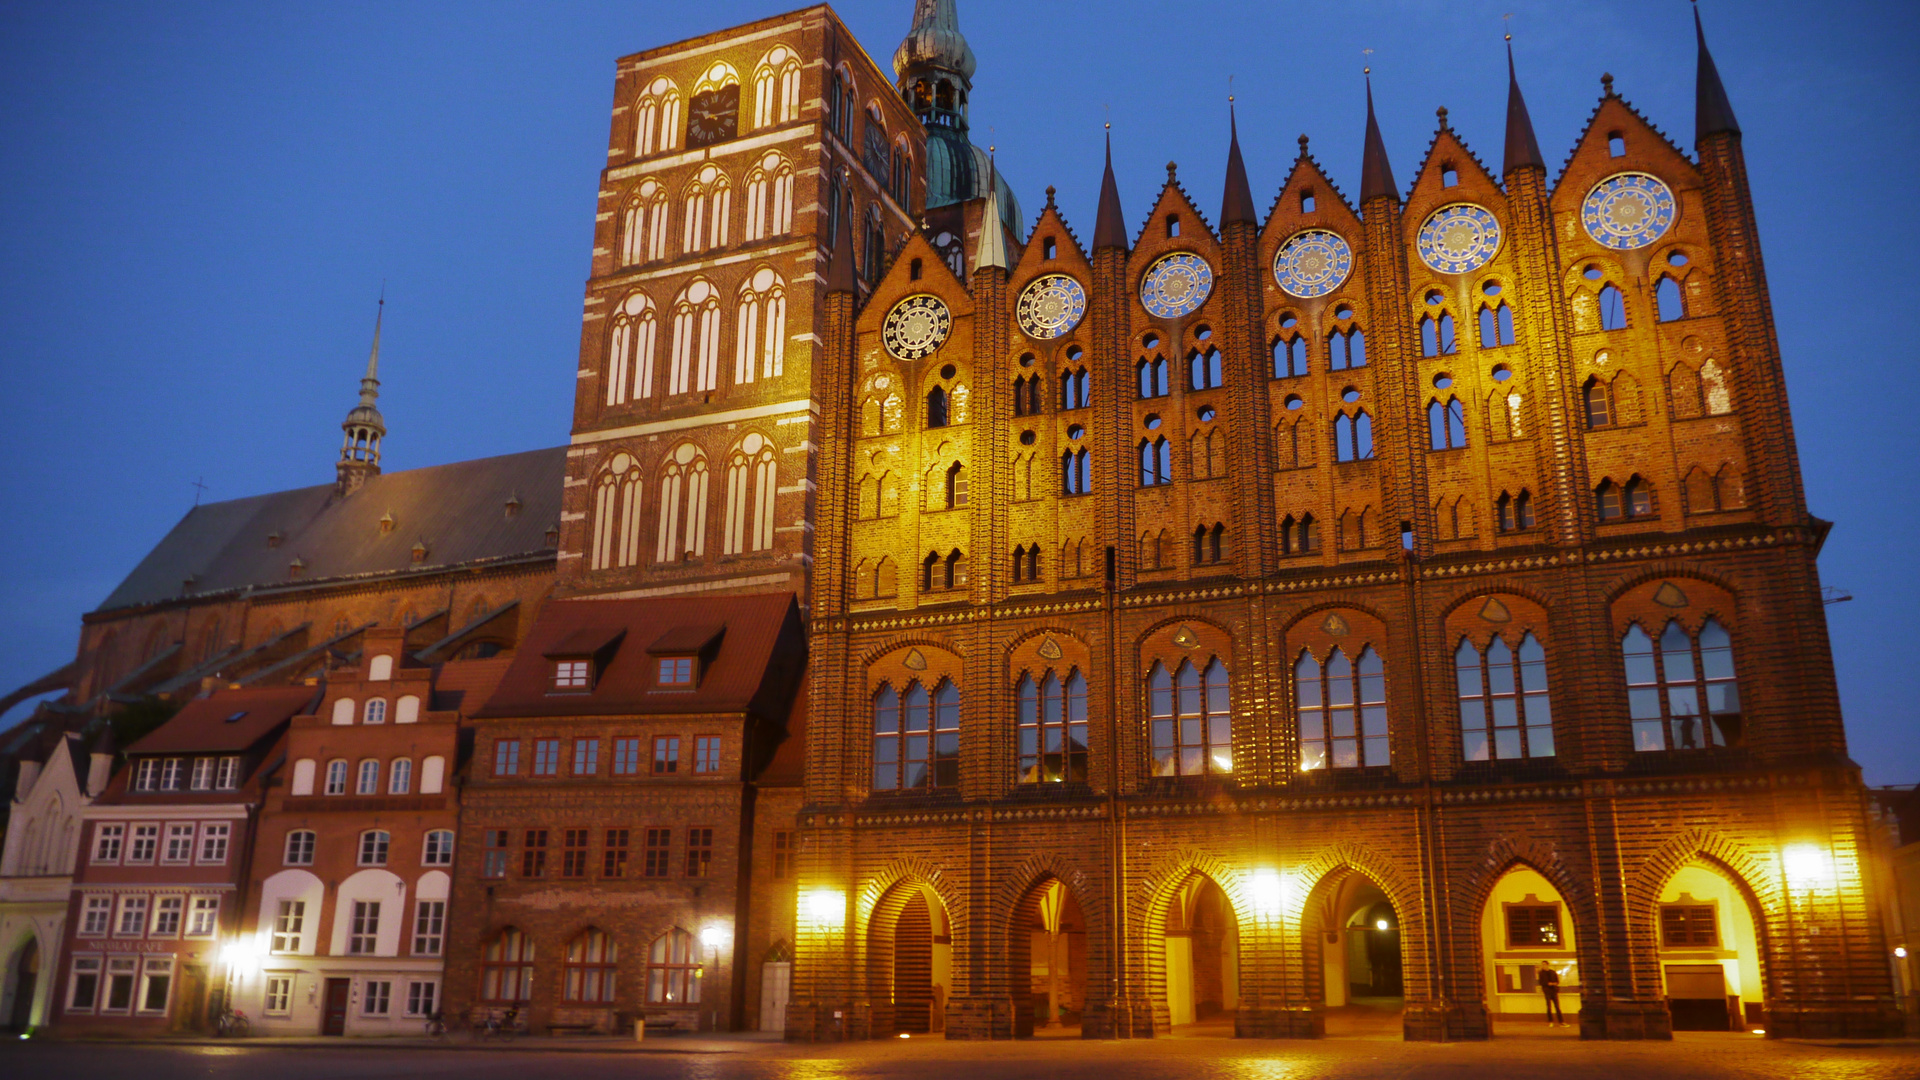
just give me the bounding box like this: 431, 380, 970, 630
1, 1, 1914, 780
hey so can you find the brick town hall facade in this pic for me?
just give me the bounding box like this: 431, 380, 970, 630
0, 0, 1901, 1043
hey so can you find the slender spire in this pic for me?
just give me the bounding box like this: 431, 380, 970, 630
1360, 72, 1399, 204
1220, 100, 1257, 226
359, 292, 383, 406
1093, 126, 1127, 250
974, 148, 1009, 271
1502, 38, 1545, 177
1693, 3, 1741, 140
337, 293, 388, 493
826, 180, 859, 294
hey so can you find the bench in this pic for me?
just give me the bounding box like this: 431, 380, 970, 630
547, 1007, 615, 1036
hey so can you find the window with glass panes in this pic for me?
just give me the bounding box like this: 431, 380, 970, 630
1623, 618, 1741, 751
216, 756, 240, 789
573, 738, 600, 776
163, 823, 194, 862
870, 679, 960, 790
186, 896, 218, 937
362, 979, 391, 1015
191, 757, 214, 791
117, 895, 149, 935
561, 829, 590, 877
532, 739, 560, 776
773, 831, 793, 878
69, 957, 102, 1011
480, 928, 534, 1002
423, 829, 454, 866
644, 828, 671, 877
93, 824, 123, 863
522, 830, 548, 876
1660, 904, 1719, 947
482, 830, 510, 878
613, 737, 641, 775
81, 896, 111, 935
694, 734, 721, 773
406, 980, 437, 1017
413, 900, 445, 955
264, 975, 293, 1015
646, 929, 701, 1004
1147, 658, 1232, 777
565, 929, 618, 1002
358, 830, 389, 866
604, 829, 630, 877
1294, 646, 1387, 770
348, 900, 380, 954
150, 896, 183, 936
198, 823, 229, 863
686, 828, 713, 877
652, 736, 680, 774
1506, 904, 1562, 947
129, 824, 158, 862
271, 900, 305, 952
493, 739, 521, 777
1455, 632, 1554, 761
1017, 667, 1089, 783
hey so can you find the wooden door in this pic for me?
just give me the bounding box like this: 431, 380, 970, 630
758, 962, 790, 1032
322, 978, 351, 1036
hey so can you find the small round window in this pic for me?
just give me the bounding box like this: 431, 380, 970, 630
1019, 429, 1036, 445
1067, 424, 1085, 441
1491, 364, 1513, 383
1144, 414, 1162, 430
1341, 387, 1361, 403
1285, 395, 1305, 411
1196, 405, 1217, 422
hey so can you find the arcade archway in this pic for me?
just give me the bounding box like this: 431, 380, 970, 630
1655, 860, 1765, 1031
1304, 869, 1403, 1036
868, 882, 952, 1034
1155, 873, 1239, 1033
1008, 876, 1088, 1036
1478, 865, 1579, 1033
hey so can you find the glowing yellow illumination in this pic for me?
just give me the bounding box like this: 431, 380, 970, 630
700, 924, 730, 950
1246, 868, 1287, 922
898, 1032, 911, 1039
1782, 844, 1836, 891
1896, 946, 1909, 959
1751, 1028, 1766, 1035
802, 888, 847, 929
220, 936, 266, 976
1375, 919, 1390, 931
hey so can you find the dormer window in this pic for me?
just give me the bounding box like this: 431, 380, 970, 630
554, 661, 591, 690
658, 656, 695, 686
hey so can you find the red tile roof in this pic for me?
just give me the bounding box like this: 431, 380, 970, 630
473, 594, 803, 719
127, 685, 319, 755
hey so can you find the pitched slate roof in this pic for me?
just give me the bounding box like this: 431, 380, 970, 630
473, 594, 804, 720
126, 685, 319, 755
98, 446, 565, 612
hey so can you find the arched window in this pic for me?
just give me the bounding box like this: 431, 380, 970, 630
1478, 302, 1517, 347
1273, 333, 1308, 378
1012, 373, 1041, 416
862, 208, 884, 284
871, 679, 961, 791
1060, 366, 1090, 410
1329, 326, 1366, 370
357, 829, 389, 866
926, 385, 948, 428
1009, 543, 1040, 583
655, 443, 710, 562
1456, 633, 1554, 761
284, 829, 315, 865
1139, 437, 1171, 486
646, 929, 700, 1003
1583, 378, 1613, 428
1427, 397, 1467, 450
1280, 513, 1318, 554
1147, 658, 1231, 777
481, 928, 534, 1003
564, 929, 618, 1002
1335, 411, 1374, 462
634, 77, 681, 156
1189, 347, 1223, 390
943, 461, 969, 509
891, 137, 912, 206
1623, 619, 1741, 751
325, 759, 348, 796
875, 556, 897, 597
620, 180, 668, 266
1189, 522, 1226, 565
1295, 645, 1387, 770
681, 163, 731, 254
1017, 668, 1089, 783
1495, 490, 1535, 532
733, 267, 787, 384
743, 151, 795, 241
1136, 356, 1168, 398
606, 293, 658, 405
1596, 476, 1656, 521
1189, 430, 1225, 479
1061, 447, 1091, 495
751, 46, 801, 128
388, 758, 413, 794
1656, 276, 1685, 322
1420, 313, 1456, 357
1598, 285, 1627, 330
1489, 388, 1524, 440
591, 452, 644, 571
668, 280, 721, 395
356, 759, 380, 795
363, 698, 387, 725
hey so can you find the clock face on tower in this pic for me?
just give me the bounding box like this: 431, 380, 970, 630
686, 85, 740, 147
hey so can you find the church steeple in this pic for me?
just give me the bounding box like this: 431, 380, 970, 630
1220, 102, 1257, 227
1502, 38, 1545, 179
1694, 3, 1741, 141
894, 0, 976, 132
1360, 73, 1399, 204
336, 296, 387, 496
1093, 128, 1128, 251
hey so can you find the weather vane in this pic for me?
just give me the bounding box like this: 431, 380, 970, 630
1363, 47, 1373, 76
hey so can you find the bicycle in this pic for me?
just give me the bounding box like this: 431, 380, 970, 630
424, 1011, 450, 1042
470, 1005, 521, 1042
214, 1007, 251, 1037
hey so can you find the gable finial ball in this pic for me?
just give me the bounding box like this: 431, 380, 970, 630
1436, 105, 1449, 129
1167, 161, 1178, 181
1298, 133, 1310, 155
1601, 72, 1615, 96
1045, 185, 1057, 207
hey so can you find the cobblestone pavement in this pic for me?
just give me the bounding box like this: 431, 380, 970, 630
4, 1033, 1919, 1080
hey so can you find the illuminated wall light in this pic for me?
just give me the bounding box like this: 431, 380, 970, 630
700, 924, 731, 950
1781, 844, 1837, 891
1895, 946, 1908, 959
802, 888, 847, 929
1246, 868, 1287, 924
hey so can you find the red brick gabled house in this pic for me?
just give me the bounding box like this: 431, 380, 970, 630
53, 685, 315, 1032
443, 594, 804, 1034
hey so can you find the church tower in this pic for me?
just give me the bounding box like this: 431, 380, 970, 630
555, 6, 927, 603
335, 297, 386, 496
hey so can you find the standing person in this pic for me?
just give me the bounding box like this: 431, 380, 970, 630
1538, 961, 1564, 1026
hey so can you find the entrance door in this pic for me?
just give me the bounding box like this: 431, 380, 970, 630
1665, 964, 1730, 1031
759, 962, 790, 1032
322, 978, 351, 1036
6, 939, 38, 1031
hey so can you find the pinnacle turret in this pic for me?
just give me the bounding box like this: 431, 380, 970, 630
1360, 75, 1399, 204
1502, 41, 1545, 178
974, 153, 1009, 272
1220, 104, 1257, 227
1093, 129, 1127, 250
1694, 4, 1741, 140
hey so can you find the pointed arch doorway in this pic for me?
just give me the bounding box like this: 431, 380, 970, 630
1304, 869, 1404, 1037
868, 882, 952, 1034
1008, 877, 1088, 1036
1155, 872, 1239, 1035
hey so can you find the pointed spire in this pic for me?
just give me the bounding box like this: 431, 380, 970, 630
1360, 72, 1399, 204
1093, 126, 1127, 250
336, 293, 388, 493
974, 149, 1009, 272
826, 181, 859, 295
1694, 3, 1741, 140
359, 292, 383, 407
1220, 101, 1257, 226
1502, 38, 1545, 177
